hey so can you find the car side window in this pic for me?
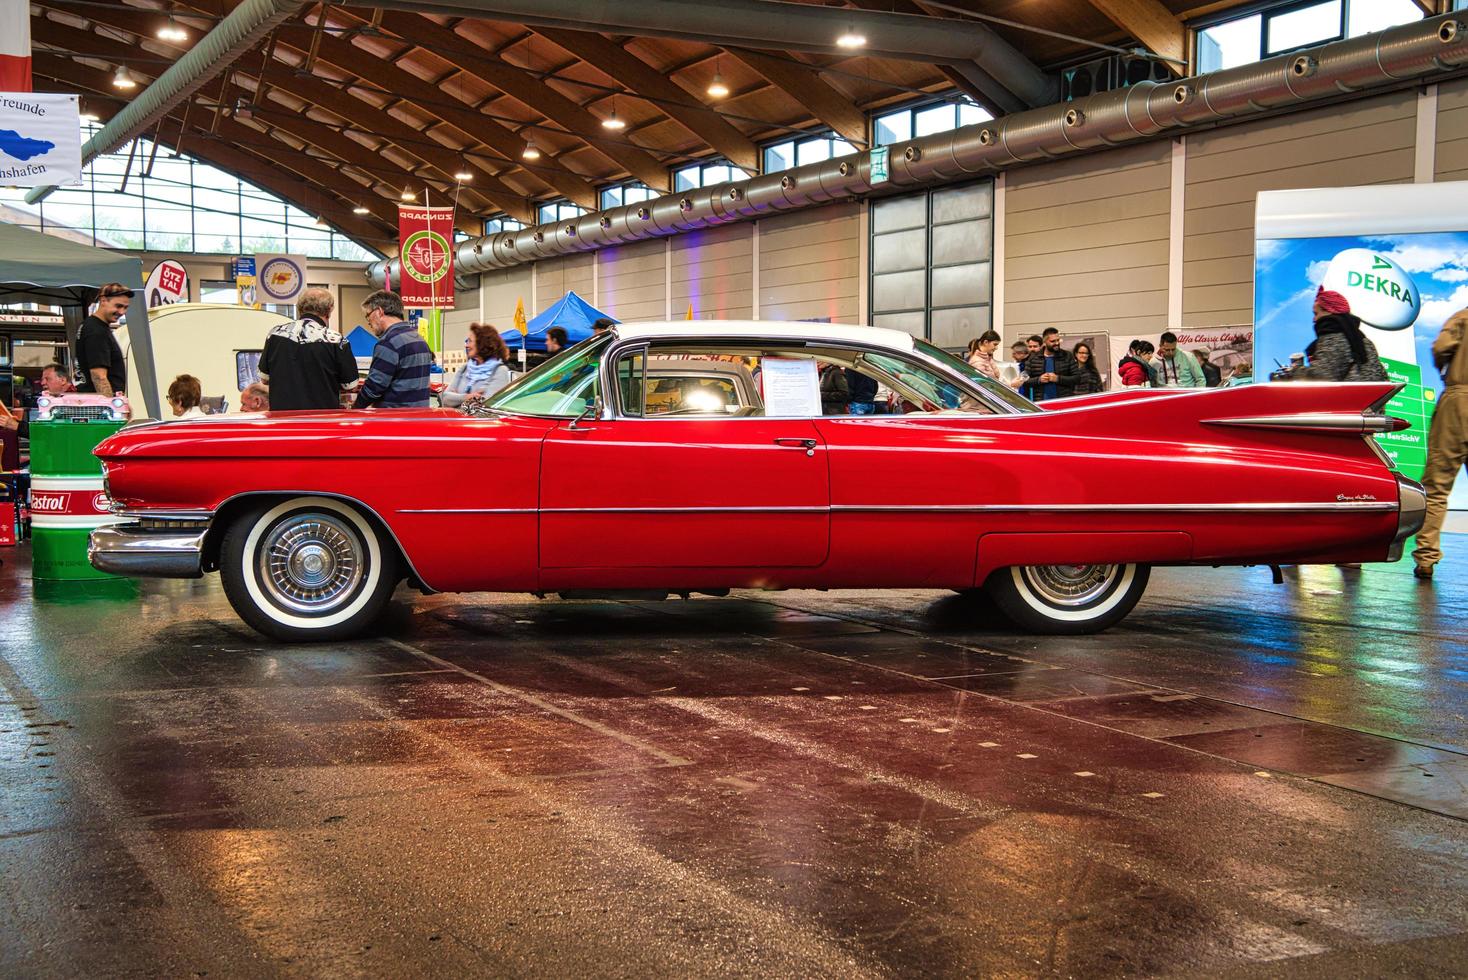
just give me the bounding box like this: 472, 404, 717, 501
612, 348, 765, 417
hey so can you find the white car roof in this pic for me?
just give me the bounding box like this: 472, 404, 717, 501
612, 320, 918, 353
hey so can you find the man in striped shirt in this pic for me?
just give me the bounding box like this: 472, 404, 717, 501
353, 290, 433, 409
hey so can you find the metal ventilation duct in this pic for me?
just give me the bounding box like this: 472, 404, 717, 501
370, 14, 1468, 286
26, 0, 305, 205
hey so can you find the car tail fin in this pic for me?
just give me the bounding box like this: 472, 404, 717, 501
1199, 382, 1406, 470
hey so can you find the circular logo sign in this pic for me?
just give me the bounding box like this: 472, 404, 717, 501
1321, 248, 1420, 330
402, 230, 451, 285
258, 256, 305, 302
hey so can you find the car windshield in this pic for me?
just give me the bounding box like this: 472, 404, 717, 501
484, 334, 610, 417
914, 340, 1039, 414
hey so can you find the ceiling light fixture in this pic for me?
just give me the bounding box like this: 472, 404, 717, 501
352, 205, 370, 215
601, 98, 625, 131
835, 30, 867, 49
707, 73, 729, 99
454, 169, 472, 181
314, 216, 329, 228
80, 112, 99, 123
400, 188, 416, 201
112, 65, 137, 90
522, 137, 540, 161
157, 16, 188, 42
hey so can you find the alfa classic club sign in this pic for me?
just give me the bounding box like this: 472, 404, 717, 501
397, 205, 455, 309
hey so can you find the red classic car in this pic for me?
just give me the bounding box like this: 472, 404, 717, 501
89, 322, 1425, 640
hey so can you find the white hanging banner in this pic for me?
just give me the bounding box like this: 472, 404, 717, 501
0, 93, 82, 186
255, 253, 307, 305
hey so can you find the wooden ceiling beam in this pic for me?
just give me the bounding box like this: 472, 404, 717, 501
534, 28, 760, 172
1086, 0, 1186, 75
302, 12, 601, 209
373, 10, 672, 191
160, 2, 536, 221
723, 47, 867, 146
31, 62, 394, 247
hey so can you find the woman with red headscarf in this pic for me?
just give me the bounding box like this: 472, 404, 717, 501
1306, 286, 1388, 382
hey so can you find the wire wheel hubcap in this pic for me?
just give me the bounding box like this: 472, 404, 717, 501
1021, 564, 1120, 607
259, 514, 365, 615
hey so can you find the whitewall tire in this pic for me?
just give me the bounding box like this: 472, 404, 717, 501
220, 497, 398, 642
984, 563, 1149, 635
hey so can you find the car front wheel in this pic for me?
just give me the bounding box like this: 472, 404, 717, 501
220, 496, 398, 642
984, 563, 1149, 635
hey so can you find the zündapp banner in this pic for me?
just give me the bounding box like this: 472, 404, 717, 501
1253, 183, 1468, 502
397, 205, 455, 309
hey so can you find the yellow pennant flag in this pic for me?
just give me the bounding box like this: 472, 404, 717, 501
513, 296, 527, 335
685, 302, 694, 320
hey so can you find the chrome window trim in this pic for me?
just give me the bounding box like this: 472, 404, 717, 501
597, 334, 1022, 421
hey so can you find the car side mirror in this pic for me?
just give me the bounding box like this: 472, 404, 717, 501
569, 396, 603, 430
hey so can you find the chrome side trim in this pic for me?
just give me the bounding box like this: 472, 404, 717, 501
397, 508, 537, 514
89, 522, 205, 578
542, 506, 830, 514
1203, 413, 1404, 433
531, 502, 1397, 515
115, 508, 214, 522
1389, 474, 1428, 561
830, 502, 1398, 514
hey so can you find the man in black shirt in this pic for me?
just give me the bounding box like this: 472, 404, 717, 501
76, 283, 132, 396
257, 287, 359, 411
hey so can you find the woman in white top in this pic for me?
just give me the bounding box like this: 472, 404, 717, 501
442, 322, 513, 408
168, 374, 208, 419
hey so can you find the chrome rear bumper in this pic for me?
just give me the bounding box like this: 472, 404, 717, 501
1388, 473, 1427, 562
89, 521, 206, 578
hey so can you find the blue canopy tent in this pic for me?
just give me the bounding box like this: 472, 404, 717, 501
501, 291, 616, 351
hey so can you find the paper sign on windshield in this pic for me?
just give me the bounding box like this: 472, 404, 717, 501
760, 357, 821, 417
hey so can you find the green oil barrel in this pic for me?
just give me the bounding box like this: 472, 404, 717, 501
29, 418, 125, 580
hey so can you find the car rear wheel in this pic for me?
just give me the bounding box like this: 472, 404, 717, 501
985, 563, 1149, 635
220, 497, 397, 642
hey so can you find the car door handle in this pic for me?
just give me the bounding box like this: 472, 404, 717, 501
774, 437, 818, 456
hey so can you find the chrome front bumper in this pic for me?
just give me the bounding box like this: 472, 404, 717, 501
1388, 473, 1427, 562
88, 521, 207, 578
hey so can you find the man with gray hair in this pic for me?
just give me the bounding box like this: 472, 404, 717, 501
354, 290, 432, 409
257, 286, 359, 411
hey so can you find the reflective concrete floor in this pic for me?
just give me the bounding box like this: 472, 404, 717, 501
2, 547, 1466, 977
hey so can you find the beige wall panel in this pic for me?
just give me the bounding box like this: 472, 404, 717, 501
1007, 266, 1170, 304
759, 204, 860, 322
1183, 92, 1416, 324
1001, 141, 1169, 339
1435, 77, 1468, 179
1007, 214, 1169, 259
1005, 141, 1171, 199
1006, 240, 1169, 280
671, 223, 754, 319
533, 253, 593, 312
1005, 189, 1170, 238
599, 239, 668, 322
480, 265, 533, 328
1007, 291, 1168, 330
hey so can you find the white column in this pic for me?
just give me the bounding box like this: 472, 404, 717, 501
992, 174, 1005, 338
1416, 83, 1439, 184
478, 272, 485, 322
751, 221, 761, 320
856, 202, 870, 325
1167, 136, 1186, 329
664, 238, 673, 320
592, 249, 600, 307
530, 261, 538, 315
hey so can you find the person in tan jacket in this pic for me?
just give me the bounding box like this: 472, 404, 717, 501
1412, 307, 1468, 578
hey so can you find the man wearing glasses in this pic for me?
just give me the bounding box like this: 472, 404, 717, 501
76, 283, 132, 398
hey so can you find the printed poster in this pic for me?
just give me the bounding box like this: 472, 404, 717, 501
760, 357, 821, 417
0, 93, 81, 186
